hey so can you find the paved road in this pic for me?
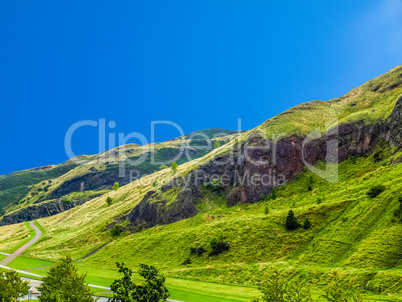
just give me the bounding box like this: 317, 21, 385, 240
0, 221, 42, 266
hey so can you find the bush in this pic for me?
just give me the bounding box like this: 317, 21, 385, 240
285, 210, 301, 230
113, 182, 119, 191
367, 185, 386, 198
106, 196, 113, 207
303, 218, 311, 230
209, 239, 230, 256
170, 162, 178, 175
111, 224, 122, 237
190, 246, 206, 256
393, 196, 402, 223
264, 206, 269, 215
182, 258, 192, 265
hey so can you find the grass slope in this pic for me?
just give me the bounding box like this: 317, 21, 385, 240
0, 66, 402, 300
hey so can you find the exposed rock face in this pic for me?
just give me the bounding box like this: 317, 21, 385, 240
51, 167, 141, 198
126, 185, 201, 232
0, 199, 84, 226
127, 96, 402, 231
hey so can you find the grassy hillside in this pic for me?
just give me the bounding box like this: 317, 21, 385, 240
0, 66, 402, 299
1, 128, 239, 216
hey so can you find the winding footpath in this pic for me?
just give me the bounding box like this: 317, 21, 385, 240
0, 221, 42, 266
0, 221, 182, 302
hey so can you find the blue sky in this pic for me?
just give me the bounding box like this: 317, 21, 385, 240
1, 0, 401, 174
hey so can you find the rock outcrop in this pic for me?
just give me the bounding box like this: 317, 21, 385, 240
127, 95, 402, 231
0, 199, 85, 226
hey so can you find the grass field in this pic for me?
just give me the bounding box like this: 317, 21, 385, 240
2, 148, 401, 300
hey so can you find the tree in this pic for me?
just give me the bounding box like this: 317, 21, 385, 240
303, 218, 311, 230
367, 185, 385, 198
285, 210, 300, 230
106, 196, 113, 207
113, 182, 120, 191
38, 256, 94, 302
214, 140, 221, 149
264, 206, 269, 215
209, 239, 230, 256
109, 263, 169, 302
170, 162, 178, 175
0, 269, 30, 302
111, 224, 122, 237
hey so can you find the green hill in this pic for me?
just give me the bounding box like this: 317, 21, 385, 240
0, 128, 239, 221
0, 66, 402, 300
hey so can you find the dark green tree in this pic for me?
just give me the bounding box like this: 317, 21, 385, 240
106, 196, 113, 207
264, 206, 269, 215
303, 218, 312, 230
367, 185, 385, 198
285, 210, 300, 230
109, 263, 169, 302
209, 239, 230, 256
38, 256, 94, 302
0, 270, 30, 302
111, 224, 122, 237
170, 162, 178, 175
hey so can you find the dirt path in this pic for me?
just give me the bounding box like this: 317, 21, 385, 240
24, 241, 112, 271
0, 221, 42, 266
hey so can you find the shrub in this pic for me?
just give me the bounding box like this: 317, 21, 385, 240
182, 258, 192, 265
367, 185, 386, 198
170, 162, 178, 175
159, 164, 168, 170
214, 140, 221, 149
393, 196, 402, 223
106, 196, 113, 207
285, 210, 300, 230
111, 224, 122, 237
303, 218, 311, 230
113, 182, 120, 191
264, 206, 269, 215
190, 246, 206, 256
209, 239, 230, 256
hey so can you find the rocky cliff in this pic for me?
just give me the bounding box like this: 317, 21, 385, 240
126, 94, 402, 232
0, 198, 85, 226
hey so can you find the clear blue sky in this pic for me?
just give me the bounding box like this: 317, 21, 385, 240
1, 0, 401, 174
